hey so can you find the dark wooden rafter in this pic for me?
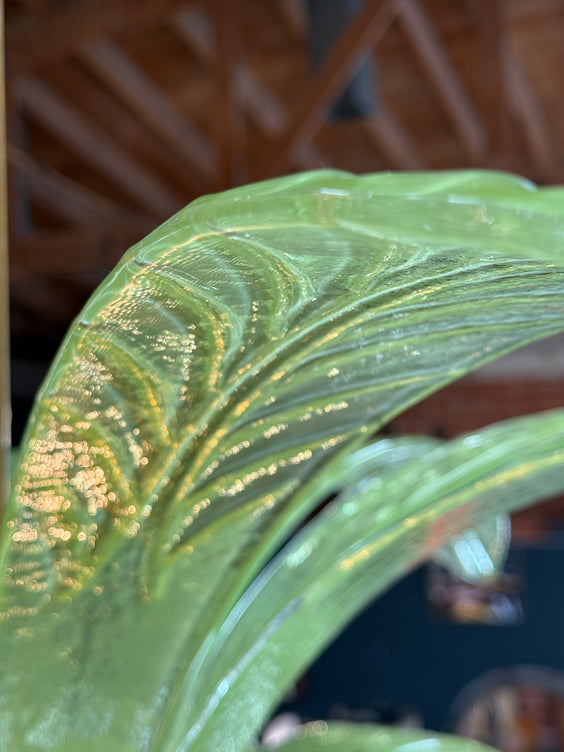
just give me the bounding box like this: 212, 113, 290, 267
15, 76, 182, 219
80, 39, 216, 189
361, 110, 426, 169
397, 0, 487, 162
506, 0, 564, 20
7, 144, 153, 235
236, 64, 325, 170
53, 60, 205, 201
11, 229, 109, 275
271, 0, 307, 40
504, 49, 554, 179
170, 6, 325, 171
6, 0, 189, 73
212, 0, 247, 187
253, 0, 401, 180
466, 0, 554, 178
171, 7, 213, 66
472, 0, 509, 156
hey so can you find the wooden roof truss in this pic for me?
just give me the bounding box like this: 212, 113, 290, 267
5, 0, 562, 332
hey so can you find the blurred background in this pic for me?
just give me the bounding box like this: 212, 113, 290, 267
5, 0, 564, 748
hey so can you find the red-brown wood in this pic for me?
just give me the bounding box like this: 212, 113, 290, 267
253, 0, 399, 179
397, 0, 487, 161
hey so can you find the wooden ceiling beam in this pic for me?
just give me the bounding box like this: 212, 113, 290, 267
171, 7, 214, 66
171, 6, 325, 171
254, 0, 400, 180
397, 0, 487, 162
6, 0, 189, 73
48, 59, 206, 200
10, 229, 109, 275
271, 0, 307, 40
7, 144, 153, 234
16, 77, 182, 219
465, 0, 554, 178
212, 0, 247, 188
361, 109, 426, 170
506, 0, 564, 21
473, 0, 509, 156
505, 47, 554, 179
80, 39, 215, 188
236, 65, 325, 171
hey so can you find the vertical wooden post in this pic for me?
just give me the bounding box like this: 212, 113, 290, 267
0, 2, 11, 514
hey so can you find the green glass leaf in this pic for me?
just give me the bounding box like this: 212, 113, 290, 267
0, 170, 563, 750
270, 721, 494, 752
171, 410, 564, 752
432, 513, 511, 583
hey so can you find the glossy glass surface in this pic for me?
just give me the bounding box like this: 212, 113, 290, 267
0, 170, 563, 751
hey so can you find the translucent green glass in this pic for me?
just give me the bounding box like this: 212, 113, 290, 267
0, 170, 563, 751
